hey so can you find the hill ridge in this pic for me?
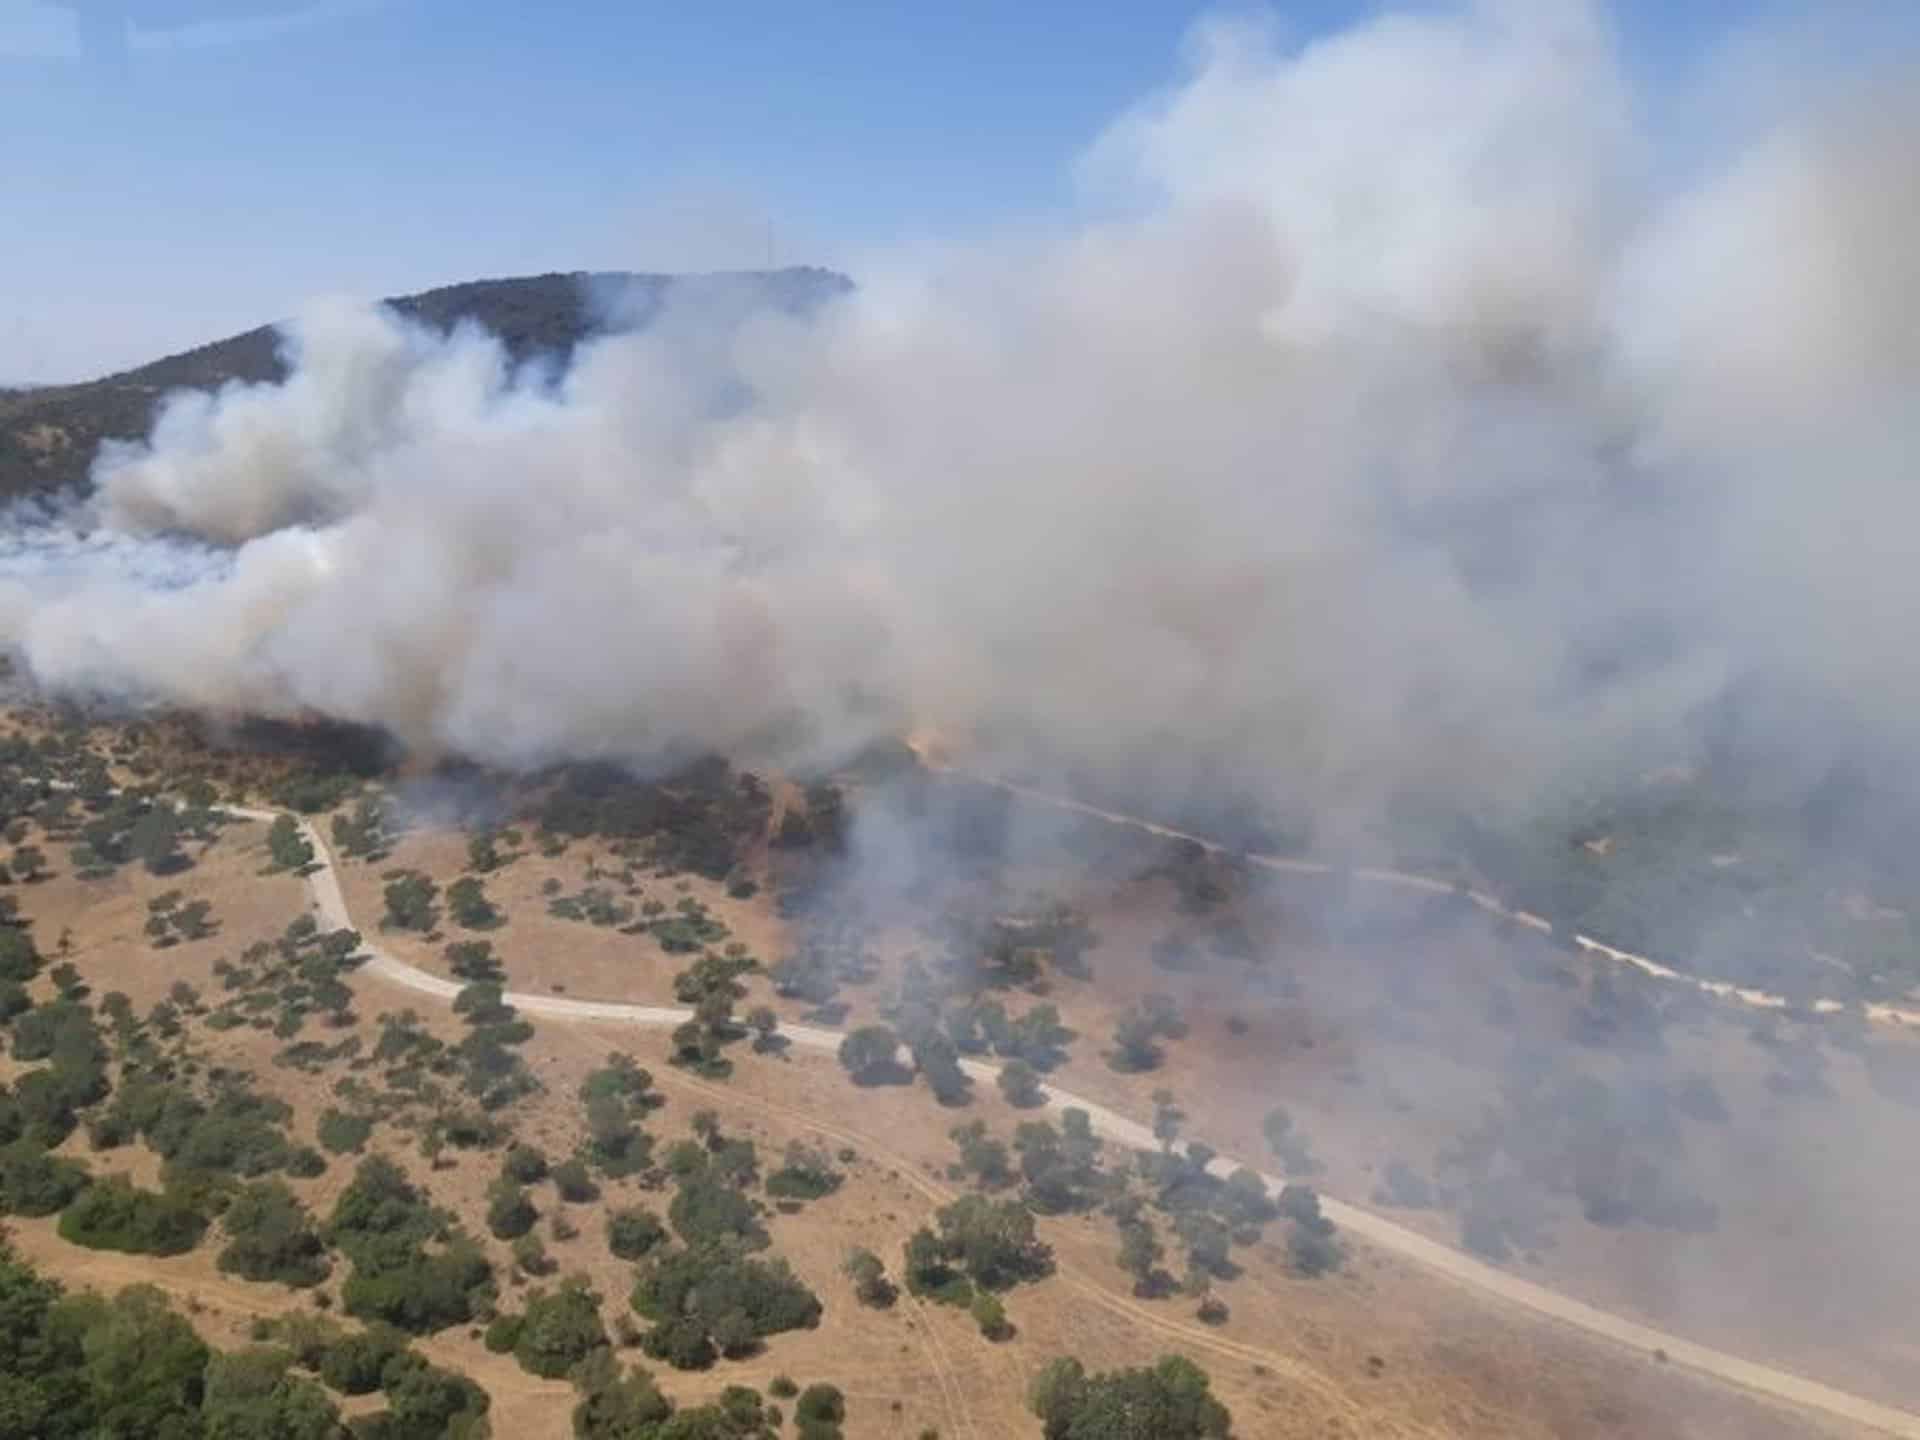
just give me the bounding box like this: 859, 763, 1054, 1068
0, 266, 851, 503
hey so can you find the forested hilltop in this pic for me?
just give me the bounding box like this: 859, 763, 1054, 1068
0, 268, 849, 504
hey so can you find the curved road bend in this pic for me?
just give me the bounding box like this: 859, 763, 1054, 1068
240, 804, 1920, 1439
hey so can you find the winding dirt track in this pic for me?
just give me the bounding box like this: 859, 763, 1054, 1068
243, 803, 1920, 1439
954, 768, 1920, 1028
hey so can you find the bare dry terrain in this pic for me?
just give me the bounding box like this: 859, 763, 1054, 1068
0, 719, 1911, 1438
333, 775, 1920, 1414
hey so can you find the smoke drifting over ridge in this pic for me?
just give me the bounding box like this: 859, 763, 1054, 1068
5, 1, 1918, 834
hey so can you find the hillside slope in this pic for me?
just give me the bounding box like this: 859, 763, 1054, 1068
0, 267, 849, 503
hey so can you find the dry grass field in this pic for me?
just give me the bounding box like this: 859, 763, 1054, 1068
0, 709, 1908, 1438
334, 773, 1920, 1415
0, 759, 1894, 1440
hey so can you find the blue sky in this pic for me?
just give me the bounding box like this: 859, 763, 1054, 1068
0, 0, 1830, 379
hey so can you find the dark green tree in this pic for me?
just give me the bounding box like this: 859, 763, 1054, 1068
129, 807, 188, 877
1108, 1009, 1163, 1073
996, 1059, 1045, 1108
843, 1247, 895, 1308
446, 877, 502, 931
486, 1179, 538, 1241
569, 1350, 673, 1439
265, 815, 314, 874
57, 1177, 208, 1257
380, 872, 439, 932
201, 1346, 342, 1440
8, 846, 45, 883
217, 1180, 330, 1288
1028, 1354, 1232, 1440
836, 1025, 904, 1085
606, 1206, 667, 1260
74, 1285, 211, 1440
510, 1279, 608, 1380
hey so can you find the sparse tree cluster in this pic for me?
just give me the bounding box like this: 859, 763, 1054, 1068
903, 1194, 1053, 1303
629, 1244, 822, 1370
0, 1243, 355, 1440
379, 870, 440, 932
325, 1155, 495, 1334
1029, 1354, 1232, 1440
1107, 994, 1188, 1073
217, 1178, 331, 1287
579, 1053, 660, 1178
265, 813, 315, 873
332, 793, 396, 861
446, 875, 503, 930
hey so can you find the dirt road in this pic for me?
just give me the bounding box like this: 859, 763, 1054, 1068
246, 804, 1920, 1439
954, 768, 1920, 1028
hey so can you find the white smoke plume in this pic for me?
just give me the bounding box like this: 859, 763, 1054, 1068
4, 0, 1917, 835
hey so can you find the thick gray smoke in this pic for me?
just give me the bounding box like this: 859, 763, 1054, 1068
4, 0, 1917, 836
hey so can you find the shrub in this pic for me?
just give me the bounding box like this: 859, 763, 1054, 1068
796, 1383, 846, 1425
209, 1347, 342, 1439
368, 1351, 491, 1436
436, 1108, 507, 1150
1287, 1223, 1343, 1277
0, 924, 40, 982
630, 1244, 822, 1366
57, 1175, 207, 1256
317, 1327, 406, 1394
571, 1354, 674, 1437
271, 1311, 345, 1369
332, 796, 394, 861
266, 814, 315, 872
467, 832, 503, 873
764, 1142, 842, 1202
1262, 1108, 1321, 1176
949, 1121, 1013, 1190
338, 1239, 492, 1334
1028, 1354, 1232, 1439
1277, 1183, 1329, 1230
0, 1140, 89, 1215
447, 876, 503, 931
218, 1179, 330, 1287
513, 1280, 608, 1378
317, 1108, 373, 1155
380, 872, 439, 932
513, 1232, 555, 1276
970, 1290, 1010, 1340
996, 1059, 1045, 1108
837, 1025, 906, 1085
486, 1180, 538, 1240
327, 1156, 495, 1334
1107, 1009, 1163, 1073
501, 1143, 549, 1184
669, 1173, 766, 1250
453, 983, 516, 1026
554, 1157, 601, 1203
607, 1206, 668, 1260
910, 1194, 1052, 1294
445, 940, 504, 983
843, 1247, 896, 1308
913, 1032, 973, 1107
